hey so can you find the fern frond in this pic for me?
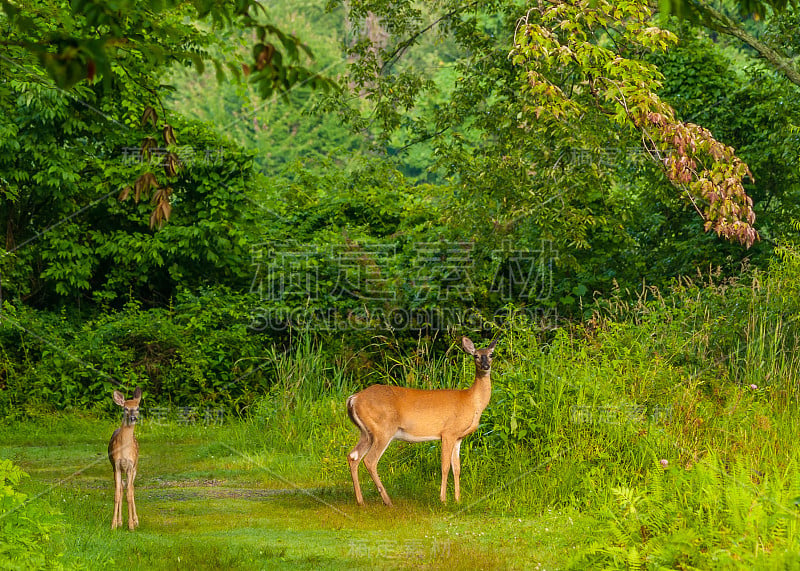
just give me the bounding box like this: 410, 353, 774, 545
627, 545, 642, 571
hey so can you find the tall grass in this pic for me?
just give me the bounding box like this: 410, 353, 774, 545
735, 292, 800, 402
264, 332, 353, 403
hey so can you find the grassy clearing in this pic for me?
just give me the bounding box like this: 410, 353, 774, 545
2, 416, 587, 570
5, 338, 800, 570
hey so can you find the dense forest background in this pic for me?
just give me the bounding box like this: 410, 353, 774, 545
1, 0, 798, 412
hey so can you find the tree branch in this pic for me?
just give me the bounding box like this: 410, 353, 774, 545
381, 1, 481, 75
690, 0, 800, 87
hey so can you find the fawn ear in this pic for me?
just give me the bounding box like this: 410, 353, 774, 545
113, 390, 126, 407
461, 336, 476, 355
487, 339, 498, 352
132, 387, 143, 400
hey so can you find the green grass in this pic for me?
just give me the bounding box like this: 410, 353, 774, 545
2, 416, 589, 570
5, 349, 800, 569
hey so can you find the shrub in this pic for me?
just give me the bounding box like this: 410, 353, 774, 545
0, 287, 274, 416
0, 459, 62, 570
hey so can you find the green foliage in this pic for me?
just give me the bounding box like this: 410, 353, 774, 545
514, 0, 757, 247
0, 459, 62, 570
0, 0, 334, 309
0, 54, 259, 305
249, 156, 524, 335
663, 0, 798, 23
370, 245, 800, 515
301, 0, 786, 310
4, 239, 800, 566
166, 0, 359, 177
764, 6, 800, 56
258, 332, 353, 408
0, 287, 272, 415
0, 0, 335, 95
4, 0, 798, 323
646, 27, 800, 258
570, 456, 800, 569
6, 0, 789, 324
326, 0, 638, 273
3, 4, 800, 563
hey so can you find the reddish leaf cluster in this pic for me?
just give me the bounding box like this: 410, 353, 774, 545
638, 113, 758, 248
118, 106, 180, 230
512, 0, 759, 249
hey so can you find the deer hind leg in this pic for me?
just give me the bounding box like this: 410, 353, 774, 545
347, 397, 376, 506
452, 440, 463, 503
112, 469, 123, 530
347, 430, 373, 506
361, 432, 394, 507
126, 466, 138, 530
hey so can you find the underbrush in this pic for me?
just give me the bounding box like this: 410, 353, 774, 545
574, 455, 800, 569
0, 288, 275, 416
0, 459, 62, 570
314, 254, 800, 565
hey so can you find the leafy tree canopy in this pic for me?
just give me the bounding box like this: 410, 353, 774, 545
328, 0, 760, 250
3, 0, 798, 317
0, 2, 280, 306
0, 0, 335, 96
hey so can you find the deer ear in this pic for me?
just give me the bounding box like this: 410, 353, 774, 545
113, 390, 126, 406
461, 336, 476, 355
132, 387, 143, 400
487, 339, 498, 352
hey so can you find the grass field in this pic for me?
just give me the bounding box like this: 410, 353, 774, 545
2, 415, 589, 570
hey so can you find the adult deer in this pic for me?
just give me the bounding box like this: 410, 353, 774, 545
108, 387, 142, 530
346, 336, 497, 506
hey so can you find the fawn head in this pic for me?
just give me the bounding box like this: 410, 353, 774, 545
113, 387, 142, 426
460, 336, 498, 372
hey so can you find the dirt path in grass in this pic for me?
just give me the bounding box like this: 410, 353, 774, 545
144, 479, 315, 501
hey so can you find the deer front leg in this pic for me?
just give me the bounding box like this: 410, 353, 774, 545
452, 440, 462, 503
127, 467, 138, 530
112, 469, 123, 530
440, 437, 455, 503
